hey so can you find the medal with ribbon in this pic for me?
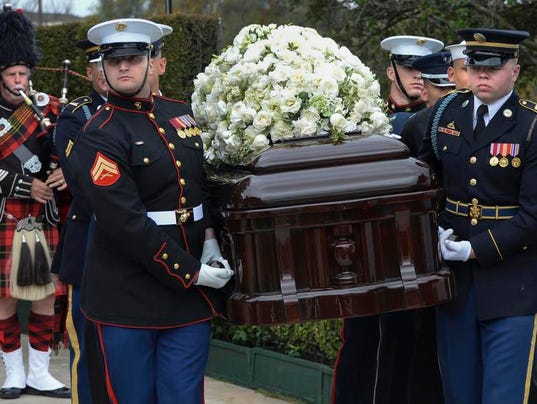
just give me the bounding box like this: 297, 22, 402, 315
489, 143, 500, 166
511, 143, 521, 168
499, 143, 510, 167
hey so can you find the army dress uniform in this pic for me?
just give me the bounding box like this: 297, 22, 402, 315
53, 87, 107, 404
419, 28, 537, 403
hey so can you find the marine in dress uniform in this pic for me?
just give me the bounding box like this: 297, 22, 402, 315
332, 35, 445, 404
52, 39, 108, 404
0, 5, 70, 400
400, 50, 455, 157
70, 19, 233, 403
381, 35, 444, 115
419, 28, 537, 404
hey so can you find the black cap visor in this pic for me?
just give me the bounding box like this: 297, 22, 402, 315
101, 42, 150, 60
391, 54, 420, 67
465, 50, 512, 67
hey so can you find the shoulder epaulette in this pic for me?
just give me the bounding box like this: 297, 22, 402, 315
520, 99, 537, 113
66, 96, 93, 113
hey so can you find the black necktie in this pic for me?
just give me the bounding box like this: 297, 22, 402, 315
474, 104, 488, 138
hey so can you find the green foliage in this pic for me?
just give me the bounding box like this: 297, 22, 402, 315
31, 13, 219, 103
212, 318, 343, 366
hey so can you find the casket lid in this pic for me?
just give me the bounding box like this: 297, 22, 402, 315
207, 134, 435, 210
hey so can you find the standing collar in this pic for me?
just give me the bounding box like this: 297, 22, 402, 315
107, 92, 154, 112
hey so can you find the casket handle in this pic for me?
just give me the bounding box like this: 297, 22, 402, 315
275, 221, 300, 323
395, 209, 422, 308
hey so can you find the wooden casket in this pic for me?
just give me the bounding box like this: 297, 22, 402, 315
207, 134, 455, 325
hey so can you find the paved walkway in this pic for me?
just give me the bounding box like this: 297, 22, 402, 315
0, 336, 293, 403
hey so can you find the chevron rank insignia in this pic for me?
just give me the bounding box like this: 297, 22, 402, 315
91, 152, 120, 186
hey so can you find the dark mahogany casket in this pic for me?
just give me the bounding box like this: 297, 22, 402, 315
207, 133, 455, 325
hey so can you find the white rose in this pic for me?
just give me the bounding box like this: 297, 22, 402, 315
318, 77, 339, 99
253, 110, 272, 130
252, 134, 270, 149
293, 117, 318, 137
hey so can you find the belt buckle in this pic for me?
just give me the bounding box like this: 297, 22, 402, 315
469, 200, 482, 224
175, 208, 191, 224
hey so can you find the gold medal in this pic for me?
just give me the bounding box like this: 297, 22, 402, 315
499, 157, 509, 167
489, 156, 499, 166
177, 129, 186, 139
512, 157, 521, 168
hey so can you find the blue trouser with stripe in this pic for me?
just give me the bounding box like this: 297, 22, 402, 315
437, 282, 536, 404
66, 284, 92, 404
96, 320, 211, 404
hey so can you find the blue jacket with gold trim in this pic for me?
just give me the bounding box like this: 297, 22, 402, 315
419, 90, 537, 320
70, 93, 224, 327
52, 90, 106, 286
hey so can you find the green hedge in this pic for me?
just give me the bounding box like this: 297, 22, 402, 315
212, 318, 342, 366
32, 13, 220, 103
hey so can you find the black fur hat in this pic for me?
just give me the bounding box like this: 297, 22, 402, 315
0, 4, 40, 70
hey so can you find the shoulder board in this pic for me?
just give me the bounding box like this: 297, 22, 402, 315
519, 99, 537, 113
66, 96, 93, 113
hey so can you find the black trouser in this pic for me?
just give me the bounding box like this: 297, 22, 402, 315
332, 308, 443, 404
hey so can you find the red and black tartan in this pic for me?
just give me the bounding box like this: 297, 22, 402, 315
0, 198, 66, 298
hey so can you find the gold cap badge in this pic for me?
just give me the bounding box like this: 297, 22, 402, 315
115, 23, 127, 31
473, 33, 486, 43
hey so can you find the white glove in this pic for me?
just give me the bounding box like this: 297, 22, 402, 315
438, 226, 446, 238
195, 259, 234, 289
440, 238, 472, 262
200, 238, 222, 264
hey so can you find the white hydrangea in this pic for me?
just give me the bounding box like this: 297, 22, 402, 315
192, 24, 392, 166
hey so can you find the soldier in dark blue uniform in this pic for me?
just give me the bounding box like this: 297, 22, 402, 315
70, 18, 233, 403
400, 50, 455, 157
52, 38, 108, 404
420, 28, 537, 404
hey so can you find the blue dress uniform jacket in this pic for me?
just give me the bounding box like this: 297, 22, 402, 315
70, 93, 225, 327
53, 90, 105, 286
419, 90, 537, 320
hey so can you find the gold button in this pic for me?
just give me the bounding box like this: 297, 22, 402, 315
149, 112, 155, 119
180, 197, 186, 204
180, 178, 186, 186
185, 273, 191, 280
523, 246, 528, 250
168, 143, 175, 150
162, 253, 168, 260
469, 178, 477, 186
471, 198, 478, 204
471, 218, 478, 226
143, 157, 150, 164
176, 160, 182, 168
105, 106, 111, 111
470, 156, 477, 164
174, 263, 180, 269
442, 146, 448, 151
159, 127, 165, 134
71, 214, 77, 220
195, 142, 200, 148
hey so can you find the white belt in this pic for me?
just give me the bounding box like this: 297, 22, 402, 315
147, 203, 203, 225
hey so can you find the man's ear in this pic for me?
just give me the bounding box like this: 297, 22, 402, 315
386, 65, 395, 81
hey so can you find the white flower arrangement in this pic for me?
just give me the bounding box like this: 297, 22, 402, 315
192, 24, 392, 166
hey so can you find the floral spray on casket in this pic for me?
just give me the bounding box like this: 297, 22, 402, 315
192, 24, 453, 326
192, 24, 392, 167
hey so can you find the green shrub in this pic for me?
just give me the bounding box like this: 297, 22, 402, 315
212, 318, 342, 366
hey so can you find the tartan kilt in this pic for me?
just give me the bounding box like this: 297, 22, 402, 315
0, 198, 67, 298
